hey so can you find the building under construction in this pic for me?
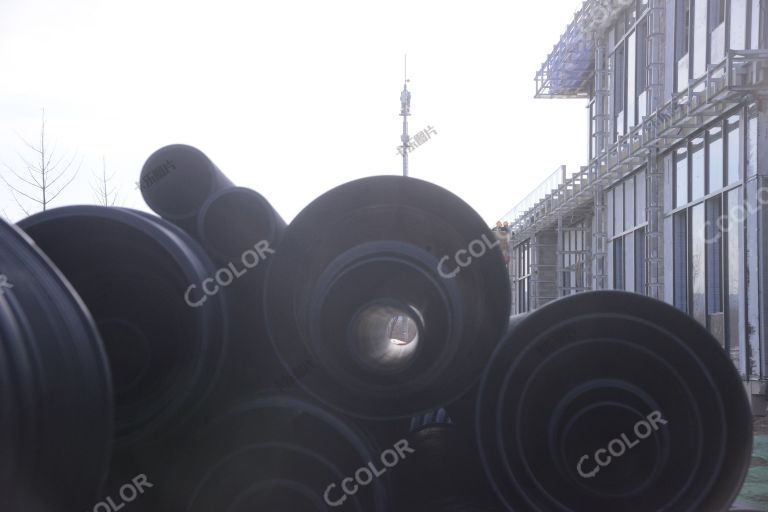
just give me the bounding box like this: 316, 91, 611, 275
504, 0, 768, 412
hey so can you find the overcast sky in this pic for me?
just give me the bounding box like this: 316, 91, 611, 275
0, 0, 589, 225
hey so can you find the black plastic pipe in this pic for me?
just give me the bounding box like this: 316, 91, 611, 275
476, 291, 753, 512
0, 217, 112, 512
189, 186, 289, 400
158, 395, 390, 512
196, 185, 285, 267
264, 175, 511, 420
139, 144, 234, 233
394, 409, 502, 511
19, 207, 229, 447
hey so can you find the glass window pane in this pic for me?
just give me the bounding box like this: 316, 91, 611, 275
626, 176, 635, 229
607, 188, 614, 236
627, 3, 637, 25
625, 232, 635, 292
637, 19, 648, 93
590, 102, 596, 161
676, 0, 691, 60
726, 188, 742, 370
615, 12, 626, 41
709, 0, 726, 30
676, 146, 689, 207
615, 184, 624, 234
614, 236, 625, 290
691, 203, 706, 325
627, 32, 636, 128
706, 198, 723, 314
750, 0, 760, 49
747, 110, 757, 178
674, 211, 688, 311
708, 125, 724, 192
691, 135, 705, 200
614, 44, 626, 138
730, 0, 748, 50
693, 0, 708, 76
635, 228, 646, 294
727, 115, 741, 184
636, 169, 647, 224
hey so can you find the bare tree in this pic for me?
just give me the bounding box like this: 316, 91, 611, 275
0, 109, 81, 215
90, 156, 119, 206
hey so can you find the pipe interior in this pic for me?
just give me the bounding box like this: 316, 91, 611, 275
350, 302, 422, 373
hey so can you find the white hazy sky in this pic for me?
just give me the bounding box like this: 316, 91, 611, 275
0, 0, 589, 225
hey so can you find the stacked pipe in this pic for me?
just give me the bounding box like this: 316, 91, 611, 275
476, 290, 753, 511
138, 145, 287, 401
0, 219, 112, 512
0, 142, 756, 512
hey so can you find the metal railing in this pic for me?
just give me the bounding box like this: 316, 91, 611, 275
502, 166, 567, 225
511, 50, 768, 239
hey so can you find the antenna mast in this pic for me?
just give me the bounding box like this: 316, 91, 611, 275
399, 55, 411, 177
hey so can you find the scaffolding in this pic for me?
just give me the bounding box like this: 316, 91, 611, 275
511, 0, 768, 308
513, 48, 768, 297
518, 48, 768, 230
645, 0, 665, 300
535, 1, 596, 98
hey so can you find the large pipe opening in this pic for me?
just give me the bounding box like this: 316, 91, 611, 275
19, 207, 227, 445
265, 175, 510, 420
349, 301, 423, 374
